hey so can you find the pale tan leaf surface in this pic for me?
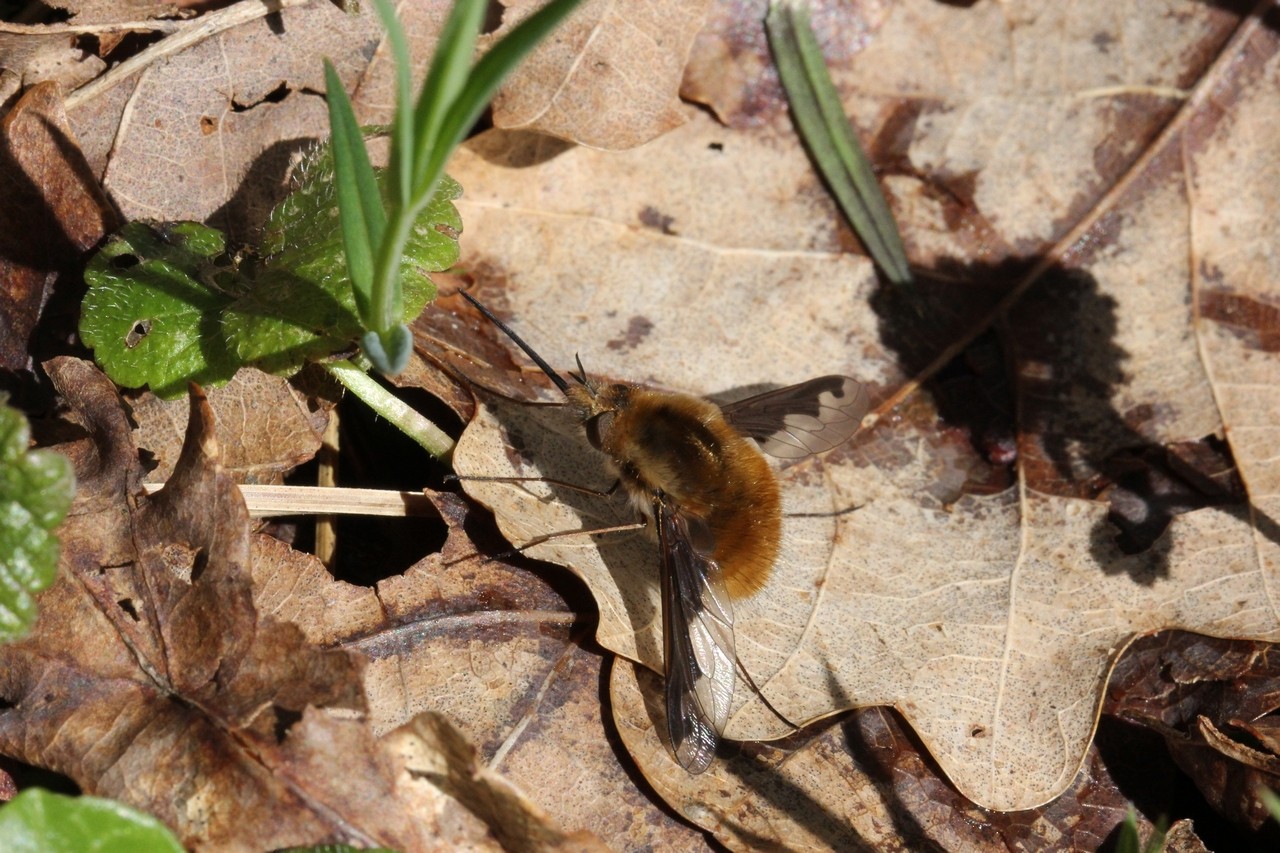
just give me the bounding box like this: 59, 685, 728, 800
75, 1, 380, 238
125, 366, 333, 485
387, 712, 611, 853
686, 0, 1245, 262
450, 5, 1280, 815
610, 660, 1167, 851
485, 0, 712, 149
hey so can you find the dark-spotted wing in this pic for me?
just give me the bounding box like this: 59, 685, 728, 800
721, 375, 869, 459
658, 502, 736, 773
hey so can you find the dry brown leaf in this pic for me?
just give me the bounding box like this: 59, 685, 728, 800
0, 357, 429, 850
387, 711, 610, 853
125, 366, 333, 485
0, 82, 116, 370
1105, 632, 1280, 839
610, 660, 1178, 851
449, 3, 1280, 815
485, 0, 712, 149
323, 489, 708, 848
74, 2, 380, 239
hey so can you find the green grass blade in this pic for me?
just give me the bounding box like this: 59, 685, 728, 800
371, 0, 415, 206
766, 0, 912, 286
422, 0, 584, 197
410, 0, 488, 189
324, 60, 387, 321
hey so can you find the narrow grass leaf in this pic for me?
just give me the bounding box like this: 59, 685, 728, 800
766, 0, 912, 285
424, 0, 584, 194
410, 0, 488, 189
371, 0, 415, 206
324, 60, 386, 321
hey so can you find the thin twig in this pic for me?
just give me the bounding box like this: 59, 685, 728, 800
141, 483, 434, 518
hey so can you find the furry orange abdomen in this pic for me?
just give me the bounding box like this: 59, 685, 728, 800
601, 389, 782, 600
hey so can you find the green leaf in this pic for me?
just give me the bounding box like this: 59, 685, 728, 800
80, 221, 243, 398
408, 0, 488, 191
766, 0, 912, 286
371, 0, 418, 207
1264, 787, 1280, 823
324, 59, 387, 322
424, 0, 585, 198
224, 146, 462, 376
0, 789, 182, 853
0, 403, 73, 642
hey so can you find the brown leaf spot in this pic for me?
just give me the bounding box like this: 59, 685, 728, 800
606, 316, 654, 351
1199, 291, 1280, 352
638, 206, 676, 235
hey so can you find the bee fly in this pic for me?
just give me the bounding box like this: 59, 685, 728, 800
459, 291, 870, 772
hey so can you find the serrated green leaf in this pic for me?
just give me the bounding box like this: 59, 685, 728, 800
80, 222, 244, 398
0, 403, 74, 642
0, 789, 183, 853
225, 146, 461, 376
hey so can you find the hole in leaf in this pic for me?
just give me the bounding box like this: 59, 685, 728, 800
189, 547, 209, 582
231, 81, 289, 111
273, 706, 303, 744
117, 598, 140, 621
109, 253, 140, 270
199, 115, 218, 135
124, 319, 152, 348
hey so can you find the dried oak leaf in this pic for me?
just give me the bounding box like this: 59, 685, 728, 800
316, 489, 705, 849
125, 366, 333, 485
484, 0, 712, 149
0, 357, 426, 851
71, 2, 381, 238
611, 660, 1183, 851
448, 2, 1280, 816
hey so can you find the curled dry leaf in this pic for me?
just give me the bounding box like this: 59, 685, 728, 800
448, 2, 1280, 815
1105, 632, 1280, 837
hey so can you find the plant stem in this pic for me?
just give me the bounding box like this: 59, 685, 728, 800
369, 205, 420, 332
322, 358, 454, 459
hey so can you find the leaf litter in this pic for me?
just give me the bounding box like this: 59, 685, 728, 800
3, 0, 1279, 850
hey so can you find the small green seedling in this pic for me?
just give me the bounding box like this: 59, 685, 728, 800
326, 0, 585, 375
80, 0, 583, 456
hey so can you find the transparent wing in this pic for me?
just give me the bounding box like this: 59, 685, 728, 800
658, 503, 736, 774
721, 375, 869, 459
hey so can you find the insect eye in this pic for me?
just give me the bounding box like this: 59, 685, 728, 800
584, 412, 614, 450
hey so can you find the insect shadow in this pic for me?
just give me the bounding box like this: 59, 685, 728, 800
870, 258, 1270, 584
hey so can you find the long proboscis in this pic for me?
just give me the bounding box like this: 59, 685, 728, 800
460, 291, 571, 394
